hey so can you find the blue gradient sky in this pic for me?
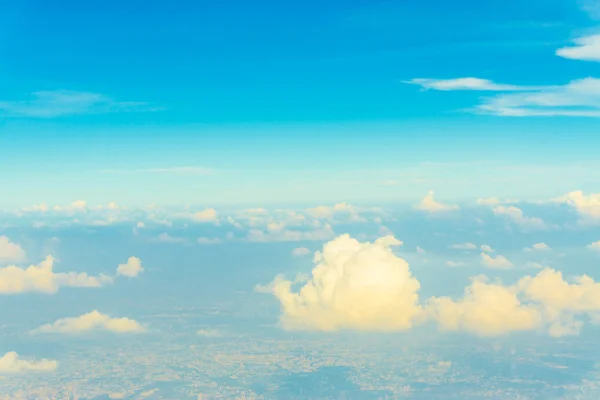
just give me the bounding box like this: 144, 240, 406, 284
1, 0, 600, 207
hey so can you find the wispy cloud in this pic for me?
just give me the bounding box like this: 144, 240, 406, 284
579, 0, 600, 19
477, 78, 600, 117
556, 34, 600, 62
0, 90, 163, 118
100, 167, 214, 175
407, 22, 600, 118
404, 78, 548, 92
407, 77, 600, 117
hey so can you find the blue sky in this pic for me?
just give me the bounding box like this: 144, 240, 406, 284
2, 0, 600, 207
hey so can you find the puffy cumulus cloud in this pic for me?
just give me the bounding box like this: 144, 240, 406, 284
427, 276, 542, 337
116, 256, 144, 278
291, 247, 311, 257
0, 352, 58, 373
517, 268, 600, 337
524, 242, 551, 252
414, 191, 458, 213
0, 256, 113, 294
554, 190, 600, 221
480, 252, 513, 269
263, 236, 600, 337
588, 240, 600, 251
0, 236, 27, 264
449, 242, 477, 250
191, 208, 219, 223
492, 206, 546, 230
258, 234, 422, 331
426, 267, 600, 337
32, 310, 145, 334
480, 244, 494, 253
556, 34, 600, 62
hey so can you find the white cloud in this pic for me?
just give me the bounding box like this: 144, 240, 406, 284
246, 223, 335, 243
262, 235, 600, 337
116, 257, 144, 278
414, 191, 458, 213
480, 252, 513, 269
53, 200, 87, 213
554, 190, 600, 220
446, 261, 467, 267
0, 236, 26, 264
517, 268, 600, 337
477, 78, 600, 117
258, 234, 422, 331
556, 34, 600, 62
427, 276, 542, 337
0, 352, 58, 373
305, 202, 374, 223
492, 206, 546, 230
408, 71, 600, 117
196, 329, 222, 337
480, 244, 494, 253
0, 90, 159, 118
588, 240, 600, 251
404, 78, 543, 91
524, 242, 551, 252
154, 233, 187, 244
291, 247, 311, 257
197, 237, 223, 245
191, 208, 219, 223
0, 256, 113, 294
449, 242, 477, 250
32, 310, 145, 334
416, 246, 427, 254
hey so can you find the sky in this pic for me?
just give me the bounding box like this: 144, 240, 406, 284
2, 0, 600, 207
2, 0, 600, 399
